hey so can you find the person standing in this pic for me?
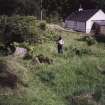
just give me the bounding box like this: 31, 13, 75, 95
57, 36, 64, 54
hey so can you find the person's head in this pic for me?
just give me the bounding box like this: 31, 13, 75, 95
58, 36, 62, 40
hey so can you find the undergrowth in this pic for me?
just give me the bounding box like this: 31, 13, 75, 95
0, 28, 105, 105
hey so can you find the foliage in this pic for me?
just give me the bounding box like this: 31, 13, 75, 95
79, 36, 97, 46
84, 36, 97, 46
1, 29, 105, 105
0, 0, 105, 20
44, 0, 79, 18
6, 16, 37, 41
0, 16, 45, 45
38, 71, 55, 85
0, 0, 40, 16
38, 21, 46, 30
45, 30, 58, 41
46, 13, 62, 24
43, 0, 105, 19
65, 46, 93, 57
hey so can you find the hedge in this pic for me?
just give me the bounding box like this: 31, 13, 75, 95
0, 15, 45, 44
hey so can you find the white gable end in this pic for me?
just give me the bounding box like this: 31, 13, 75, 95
86, 10, 105, 33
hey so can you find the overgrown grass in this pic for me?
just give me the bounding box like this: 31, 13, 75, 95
0, 29, 105, 105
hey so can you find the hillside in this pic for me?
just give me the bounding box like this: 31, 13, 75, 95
0, 26, 105, 105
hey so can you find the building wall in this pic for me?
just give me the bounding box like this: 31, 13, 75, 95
75, 22, 86, 32
86, 10, 105, 33
65, 20, 86, 32
65, 20, 76, 29
100, 26, 105, 34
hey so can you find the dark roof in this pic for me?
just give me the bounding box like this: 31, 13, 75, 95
94, 21, 105, 26
66, 9, 98, 22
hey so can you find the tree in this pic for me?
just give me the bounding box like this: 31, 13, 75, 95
43, 0, 79, 19
0, 0, 40, 17
96, 0, 105, 10
0, 0, 105, 20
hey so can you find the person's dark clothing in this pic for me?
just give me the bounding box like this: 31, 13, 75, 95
58, 44, 63, 53
57, 37, 64, 54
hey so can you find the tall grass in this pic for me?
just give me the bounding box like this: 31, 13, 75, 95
1, 31, 105, 105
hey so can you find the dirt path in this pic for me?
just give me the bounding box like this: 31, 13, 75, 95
47, 24, 74, 32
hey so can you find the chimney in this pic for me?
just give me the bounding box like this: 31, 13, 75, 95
79, 4, 83, 11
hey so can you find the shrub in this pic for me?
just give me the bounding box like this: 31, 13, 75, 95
82, 36, 97, 46
0, 16, 43, 45
38, 21, 46, 30
7, 16, 37, 42
87, 37, 97, 46
74, 48, 92, 56
45, 30, 59, 41
66, 46, 93, 57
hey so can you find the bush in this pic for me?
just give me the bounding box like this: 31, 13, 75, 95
66, 46, 93, 57
0, 16, 43, 45
38, 21, 46, 30
87, 37, 96, 46
73, 48, 92, 56
45, 30, 60, 41
82, 36, 97, 46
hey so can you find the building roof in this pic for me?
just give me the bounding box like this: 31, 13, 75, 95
66, 9, 99, 22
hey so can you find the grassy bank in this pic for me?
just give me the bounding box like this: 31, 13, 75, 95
0, 29, 105, 105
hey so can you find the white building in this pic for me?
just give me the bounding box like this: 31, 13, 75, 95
65, 9, 105, 34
